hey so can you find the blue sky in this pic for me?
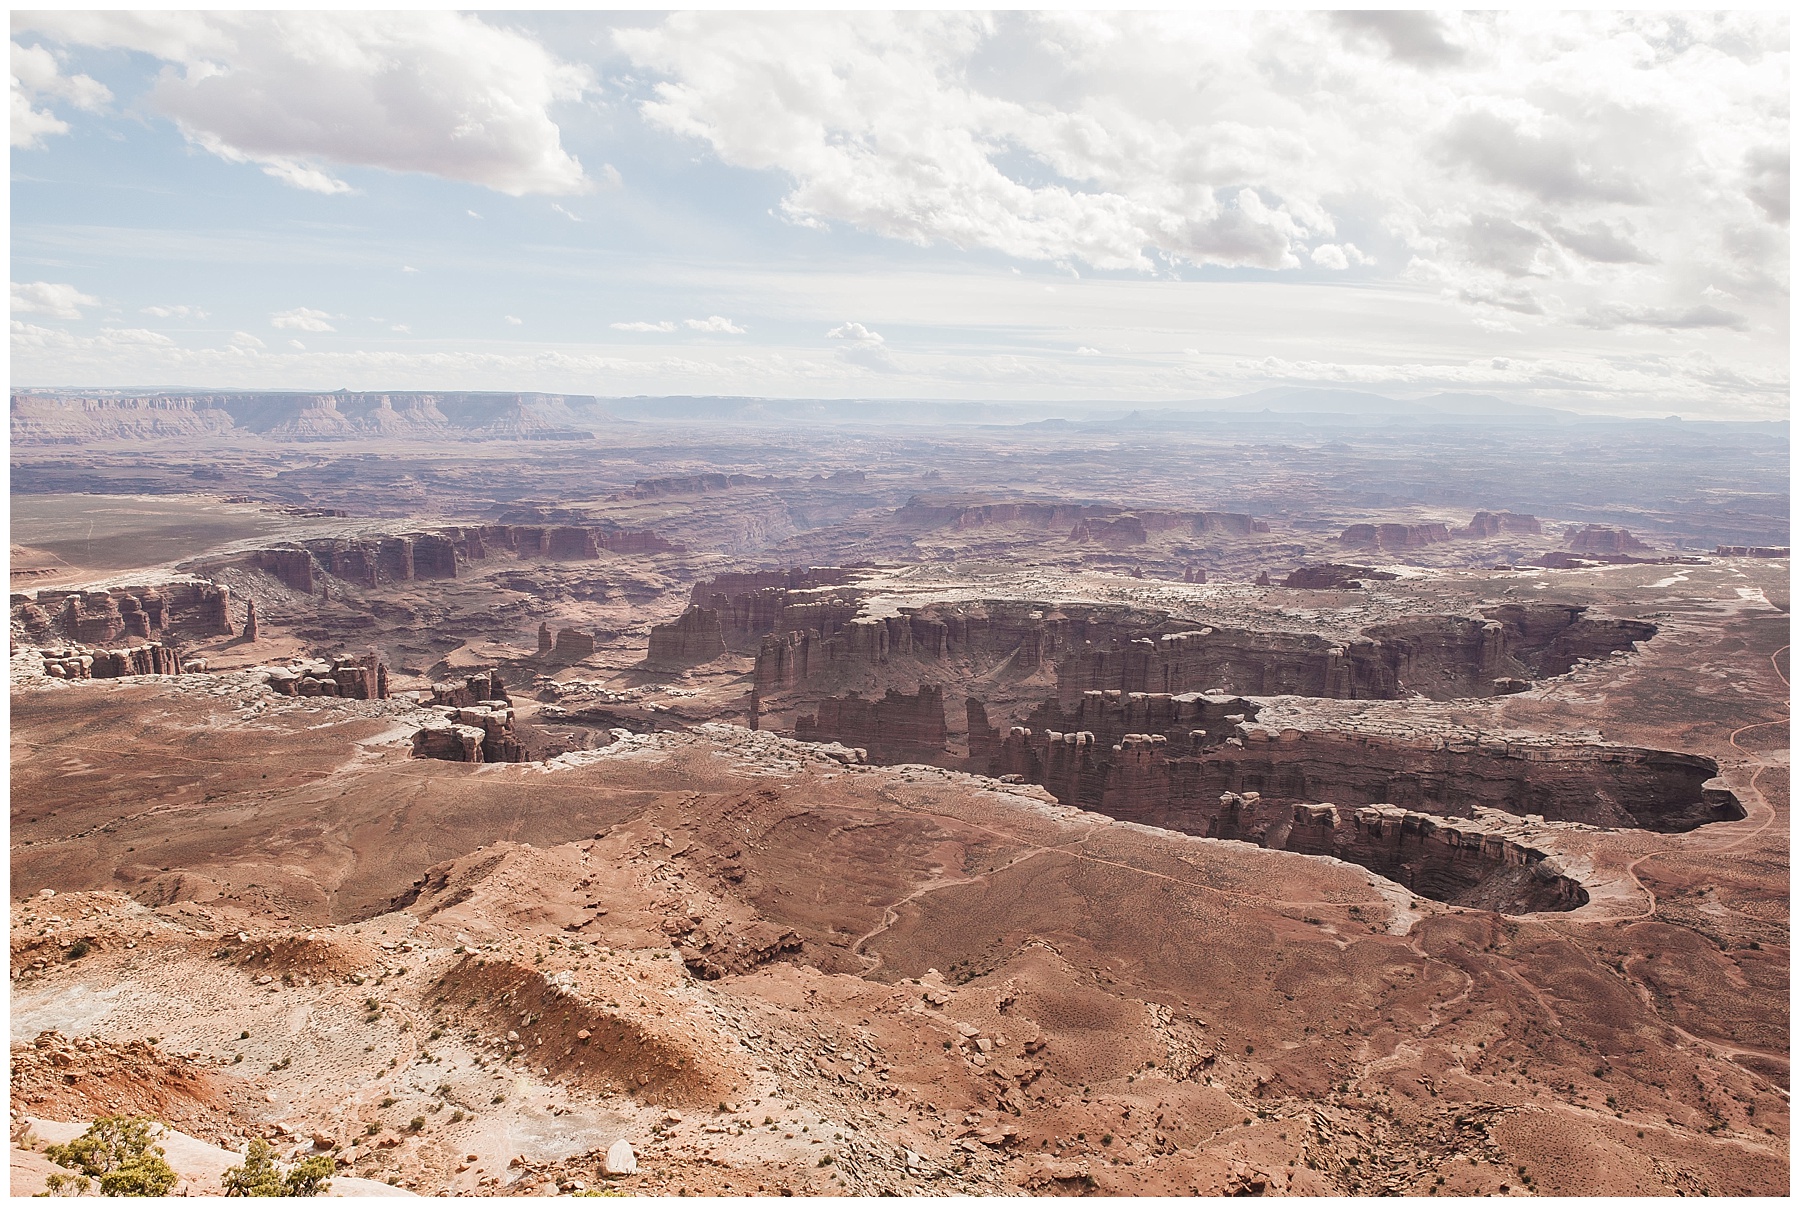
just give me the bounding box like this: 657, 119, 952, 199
10, 10, 1790, 417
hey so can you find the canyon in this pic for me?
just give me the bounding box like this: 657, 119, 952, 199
8, 401, 1788, 1198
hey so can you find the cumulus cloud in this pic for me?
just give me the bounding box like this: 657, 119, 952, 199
271, 307, 336, 332
230, 331, 265, 348
612, 320, 676, 333
18, 11, 592, 195
141, 304, 209, 319
504, 315, 523, 326
11, 40, 110, 149
827, 321, 883, 343
12, 281, 101, 319
616, 11, 1788, 328
684, 315, 746, 334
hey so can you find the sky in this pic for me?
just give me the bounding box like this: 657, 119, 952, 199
8, 10, 1791, 418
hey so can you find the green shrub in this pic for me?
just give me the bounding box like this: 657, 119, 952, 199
42, 1116, 178, 1197
221, 1136, 335, 1196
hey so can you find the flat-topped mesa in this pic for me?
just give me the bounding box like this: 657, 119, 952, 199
264, 652, 389, 700
1566, 524, 1653, 555
550, 627, 597, 662
647, 605, 727, 666
221, 524, 677, 593
1714, 545, 1789, 557
38, 642, 185, 680
794, 686, 948, 763
1458, 511, 1544, 539
747, 594, 1655, 704
1020, 690, 1259, 756
689, 568, 862, 647
1281, 564, 1399, 589
896, 494, 1268, 538
1338, 522, 1453, 552
19, 582, 234, 645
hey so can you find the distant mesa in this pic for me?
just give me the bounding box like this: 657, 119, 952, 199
646, 605, 727, 666
1281, 564, 1398, 590
1338, 522, 1452, 552
1714, 545, 1789, 558
1565, 524, 1652, 555
899, 494, 1269, 539
1456, 511, 1543, 538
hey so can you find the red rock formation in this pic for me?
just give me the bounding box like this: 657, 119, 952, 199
42, 583, 231, 643
1566, 525, 1652, 555
896, 495, 1268, 538
1281, 564, 1398, 589
429, 668, 510, 709
1182, 566, 1207, 584
538, 622, 554, 656
1714, 545, 1789, 557
1254, 571, 1272, 586
265, 652, 389, 700
1338, 522, 1453, 551
794, 687, 948, 762
412, 669, 521, 762
1457, 511, 1543, 538
646, 606, 727, 666
552, 628, 596, 661
39, 642, 184, 679
250, 548, 317, 593
244, 599, 259, 642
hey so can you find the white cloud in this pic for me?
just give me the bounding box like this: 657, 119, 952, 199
551, 203, 582, 222
1075, 346, 1102, 356
229, 331, 265, 348
684, 315, 746, 334
827, 321, 883, 343
11, 40, 110, 149
612, 320, 677, 333
271, 307, 336, 332
288, 339, 306, 350
504, 316, 523, 326
18, 11, 593, 195
390, 324, 411, 334
467, 210, 482, 219
141, 304, 209, 319
617, 11, 1788, 330
11, 281, 101, 319
400, 265, 420, 274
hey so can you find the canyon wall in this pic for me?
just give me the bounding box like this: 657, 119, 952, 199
647, 606, 727, 666
794, 687, 949, 763
15, 583, 234, 645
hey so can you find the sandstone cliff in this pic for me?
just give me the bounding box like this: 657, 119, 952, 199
1566, 525, 1653, 555
1338, 522, 1453, 552
646, 606, 727, 666
794, 687, 948, 763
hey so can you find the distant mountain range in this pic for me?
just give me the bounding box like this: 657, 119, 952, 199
10, 386, 1775, 443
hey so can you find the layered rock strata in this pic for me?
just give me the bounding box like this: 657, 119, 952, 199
1338, 522, 1453, 551
794, 687, 949, 763
265, 652, 389, 700
1458, 511, 1543, 538
646, 606, 727, 666
989, 721, 1741, 834
411, 670, 521, 762
18, 583, 234, 644
1566, 525, 1653, 554
37, 642, 186, 679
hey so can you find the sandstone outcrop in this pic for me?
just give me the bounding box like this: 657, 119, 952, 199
1281, 564, 1398, 589
1457, 511, 1543, 538
989, 719, 1741, 835
38, 642, 185, 679
1714, 545, 1789, 557
412, 670, 522, 762
1566, 524, 1652, 555
1338, 522, 1453, 551
794, 687, 948, 762
265, 652, 389, 700
646, 606, 726, 666
552, 628, 597, 661
21, 583, 234, 645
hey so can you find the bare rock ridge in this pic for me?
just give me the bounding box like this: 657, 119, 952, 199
704, 566, 1656, 704
13, 583, 234, 645
990, 716, 1743, 836
618, 470, 866, 500
11, 390, 606, 443
225, 523, 678, 593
